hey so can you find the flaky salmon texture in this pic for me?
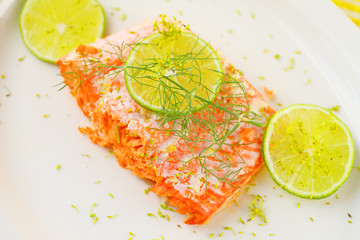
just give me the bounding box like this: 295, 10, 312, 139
58, 18, 275, 225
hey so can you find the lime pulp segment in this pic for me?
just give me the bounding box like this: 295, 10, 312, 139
19, 0, 105, 63
124, 32, 223, 113
262, 104, 354, 199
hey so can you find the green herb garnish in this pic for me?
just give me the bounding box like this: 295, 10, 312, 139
157, 208, 166, 219
224, 227, 236, 235
144, 187, 151, 194
248, 194, 266, 223
153, 14, 189, 39
89, 203, 97, 220
147, 213, 158, 221
160, 201, 169, 210
71, 205, 79, 213
62, 15, 265, 188
105, 150, 114, 158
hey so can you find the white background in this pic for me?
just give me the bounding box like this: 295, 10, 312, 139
0, 0, 360, 239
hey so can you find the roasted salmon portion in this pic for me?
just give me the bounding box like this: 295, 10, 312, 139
58, 17, 274, 225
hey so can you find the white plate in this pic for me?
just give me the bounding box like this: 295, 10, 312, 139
1, 0, 360, 239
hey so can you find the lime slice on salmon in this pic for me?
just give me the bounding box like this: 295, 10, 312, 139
124, 32, 223, 113
262, 104, 354, 199
19, 0, 105, 63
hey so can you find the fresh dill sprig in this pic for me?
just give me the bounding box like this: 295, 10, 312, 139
89, 203, 99, 224
144, 187, 151, 194
125, 28, 263, 187
89, 203, 97, 218
61, 15, 265, 188
148, 68, 263, 187
71, 204, 79, 213
224, 226, 236, 235
247, 194, 267, 223
58, 40, 135, 91
147, 213, 158, 221
153, 14, 189, 39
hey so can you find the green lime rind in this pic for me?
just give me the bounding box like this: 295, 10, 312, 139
19, 0, 106, 64
124, 31, 223, 114
124, 33, 164, 113
262, 104, 354, 199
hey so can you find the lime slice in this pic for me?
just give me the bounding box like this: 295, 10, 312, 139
124, 32, 223, 113
19, 0, 105, 63
262, 104, 354, 199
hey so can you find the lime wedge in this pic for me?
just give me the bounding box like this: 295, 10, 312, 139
124, 32, 223, 113
19, 0, 105, 63
262, 104, 354, 199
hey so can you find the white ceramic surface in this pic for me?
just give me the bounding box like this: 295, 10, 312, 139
1, 0, 360, 239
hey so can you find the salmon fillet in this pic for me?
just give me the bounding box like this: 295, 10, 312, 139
58, 18, 275, 225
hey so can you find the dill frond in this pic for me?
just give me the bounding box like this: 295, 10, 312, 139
153, 14, 190, 39
247, 194, 267, 223
60, 15, 265, 188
